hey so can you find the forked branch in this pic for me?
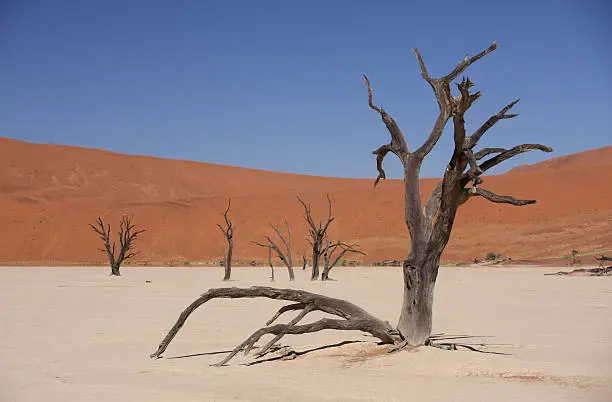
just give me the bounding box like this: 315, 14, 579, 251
412, 42, 497, 160
150, 287, 403, 365
478, 144, 553, 173
363, 75, 409, 187
467, 99, 520, 148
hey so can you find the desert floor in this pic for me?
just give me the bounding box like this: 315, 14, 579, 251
1, 266, 610, 401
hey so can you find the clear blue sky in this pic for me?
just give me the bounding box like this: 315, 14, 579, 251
1, 0, 610, 178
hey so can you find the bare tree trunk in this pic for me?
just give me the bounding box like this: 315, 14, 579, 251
311, 248, 320, 280
287, 263, 295, 280
302, 255, 307, 270
218, 200, 235, 282
111, 263, 121, 276
223, 239, 233, 281
267, 247, 275, 282
396, 259, 438, 345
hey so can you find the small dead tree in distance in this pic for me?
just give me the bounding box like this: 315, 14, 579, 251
89, 216, 144, 276
297, 194, 334, 280
267, 248, 275, 281
253, 222, 295, 281
320, 238, 365, 281
217, 199, 234, 281
151, 42, 552, 365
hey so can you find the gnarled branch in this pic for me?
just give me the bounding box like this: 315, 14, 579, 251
150, 287, 403, 365
479, 144, 553, 173
468, 187, 536, 206
363, 75, 409, 187
413, 42, 497, 160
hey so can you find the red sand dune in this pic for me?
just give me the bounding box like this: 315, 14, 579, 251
1, 137, 610, 265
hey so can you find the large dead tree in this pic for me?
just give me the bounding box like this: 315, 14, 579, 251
151, 42, 552, 365
320, 238, 365, 281
297, 194, 334, 280
89, 216, 144, 276
253, 222, 295, 281
217, 199, 234, 281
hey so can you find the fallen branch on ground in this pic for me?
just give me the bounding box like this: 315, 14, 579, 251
150, 286, 403, 366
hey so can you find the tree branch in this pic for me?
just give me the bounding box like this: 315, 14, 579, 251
473, 147, 507, 160
412, 42, 497, 160
467, 99, 519, 148
468, 187, 536, 206
443, 41, 498, 83
150, 287, 403, 365
479, 144, 553, 173
363, 74, 410, 187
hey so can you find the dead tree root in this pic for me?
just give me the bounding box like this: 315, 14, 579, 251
150, 286, 403, 366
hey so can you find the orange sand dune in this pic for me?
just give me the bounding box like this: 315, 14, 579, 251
1, 137, 610, 264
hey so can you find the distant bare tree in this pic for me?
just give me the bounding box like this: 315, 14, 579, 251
596, 255, 612, 268
570, 249, 579, 266
217, 199, 234, 281
320, 238, 365, 280
267, 248, 275, 282
297, 194, 334, 280
89, 216, 144, 276
253, 222, 295, 280
302, 254, 308, 270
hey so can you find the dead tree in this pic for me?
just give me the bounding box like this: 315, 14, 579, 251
297, 194, 334, 280
363, 42, 551, 345
569, 249, 579, 266
253, 222, 295, 280
320, 238, 365, 281
217, 199, 234, 281
89, 216, 144, 276
302, 255, 308, 270
595, 255, 612, 268
151, 42, 552, 364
